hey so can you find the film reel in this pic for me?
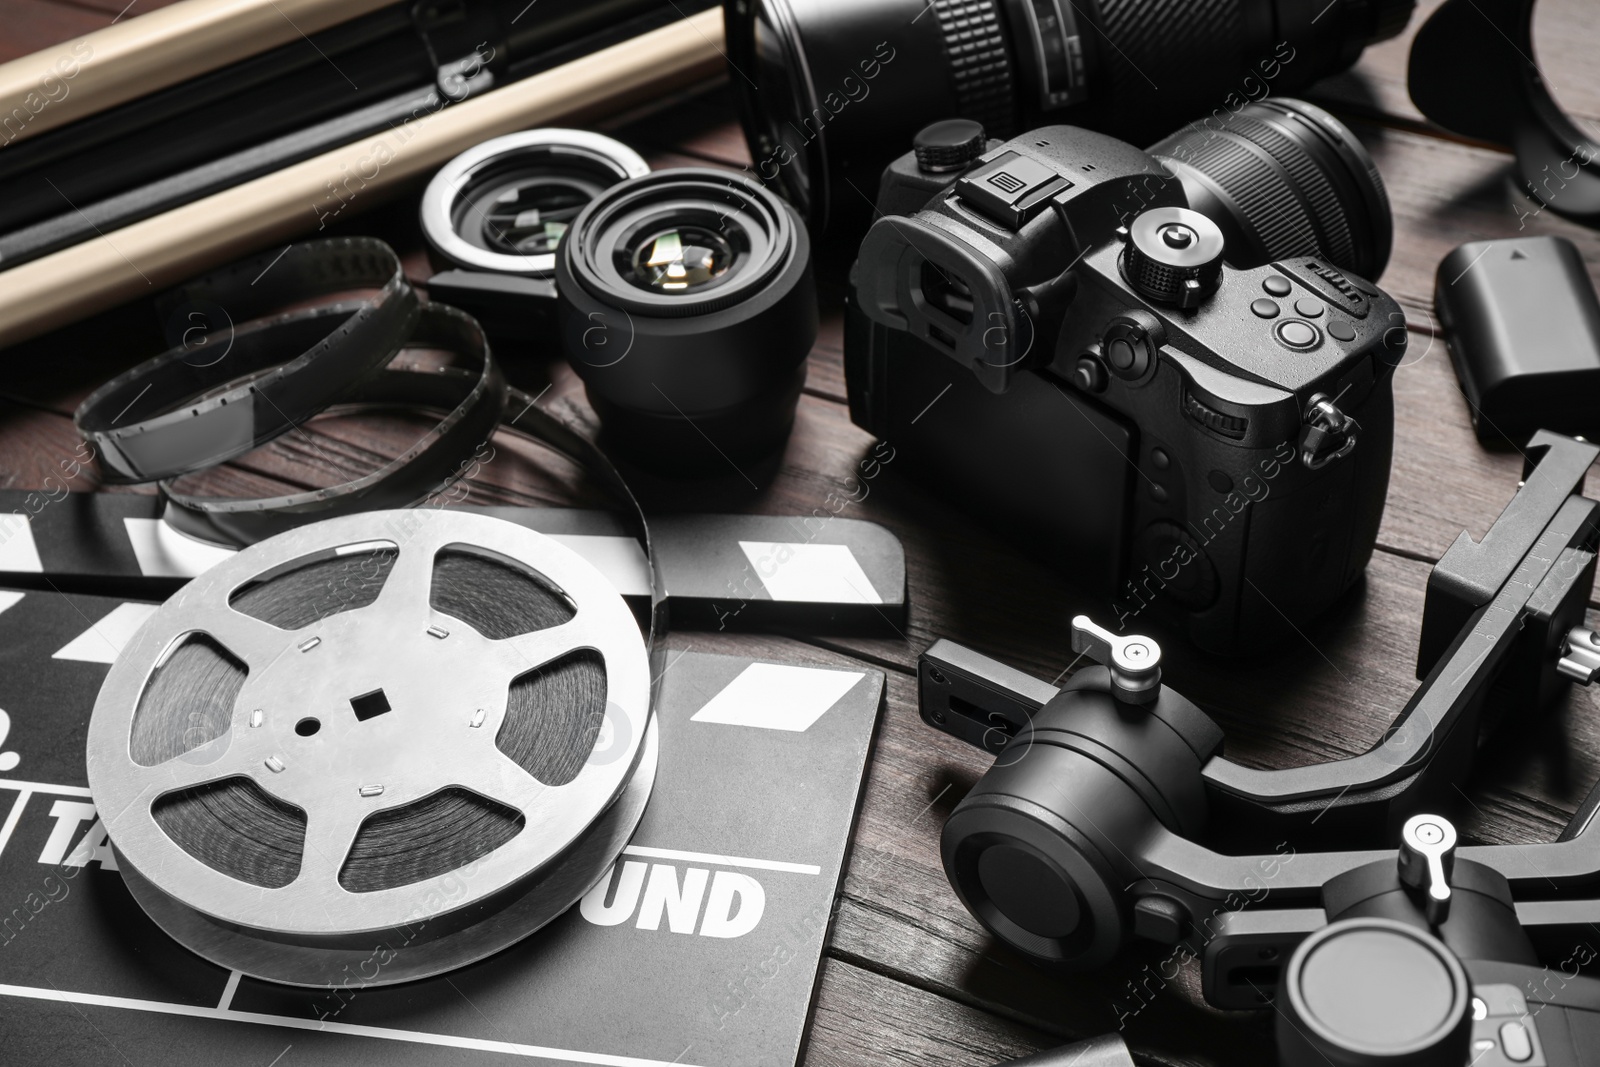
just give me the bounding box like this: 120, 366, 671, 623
85, 509, 653, 987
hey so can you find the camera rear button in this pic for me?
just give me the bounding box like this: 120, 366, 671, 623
1073, 355, 1109, 393
1328, 319, 1357, 342
1275, 320, 1321, 350
1251, 299, 1280, 319
1263, 276, 1292, 297
1499, 1021, 1533, 1062
1295, 298, 1325, 318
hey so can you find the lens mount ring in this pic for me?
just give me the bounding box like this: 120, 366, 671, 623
421, 130, 649, 278
562, 169, 802, 319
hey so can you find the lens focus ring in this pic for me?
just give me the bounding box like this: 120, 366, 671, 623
1157, 125, 1316, 263
932, 0, 1019, 135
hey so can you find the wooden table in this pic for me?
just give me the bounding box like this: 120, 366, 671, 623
3, 2, 1600, 1064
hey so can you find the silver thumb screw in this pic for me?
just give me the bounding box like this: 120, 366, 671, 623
1399, 814, 1458, 926
1071, 616, 1162, 705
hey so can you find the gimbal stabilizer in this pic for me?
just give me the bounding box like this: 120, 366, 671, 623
919, 433, 1600, 1010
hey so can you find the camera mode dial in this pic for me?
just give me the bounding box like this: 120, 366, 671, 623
913, 119, 988, 174
1121, 208, 1225, 310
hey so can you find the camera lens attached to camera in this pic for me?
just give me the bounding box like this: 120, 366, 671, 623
556, 168, 818, 471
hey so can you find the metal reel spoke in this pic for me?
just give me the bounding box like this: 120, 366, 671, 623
187, 602, 297, 671
450, 748, 549, 815
369, 531, 446, 627
294, 803, 372, 888
487, 616, 608, 685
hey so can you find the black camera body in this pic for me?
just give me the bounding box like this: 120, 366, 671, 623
847, 123, 1406, 654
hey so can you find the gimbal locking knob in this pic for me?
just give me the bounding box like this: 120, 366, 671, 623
1398, 814, 1458, 925
1070, 616, 1161, 705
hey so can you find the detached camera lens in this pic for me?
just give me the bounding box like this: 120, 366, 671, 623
420, 130, 649, 345
556, 168, 818, 472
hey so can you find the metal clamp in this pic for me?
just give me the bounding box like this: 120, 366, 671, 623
1298, 393, 1360, 470
1071, 616, 1162, 705
1558, 625, 1600, 685
1398, 814, 1458, 925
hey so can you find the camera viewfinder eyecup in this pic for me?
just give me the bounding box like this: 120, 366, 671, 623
556, 168, 818, 472
853, 215, 1034, 394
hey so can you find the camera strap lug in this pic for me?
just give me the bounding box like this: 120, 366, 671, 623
1299, 392, 1360, 470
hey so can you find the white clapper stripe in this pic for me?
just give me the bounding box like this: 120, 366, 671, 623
123, 518, 236, 578
0, 515, 43, 574
620, 845, 820, 876
0, 789, 32, 865
0, 984, 715, 1067
737, 542, 881, 604
51, 602, 160, 664
0, 778, 91, 797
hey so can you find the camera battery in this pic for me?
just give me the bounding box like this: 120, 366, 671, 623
1436, 235, 1600, 444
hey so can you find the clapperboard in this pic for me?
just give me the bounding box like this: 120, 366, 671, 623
0, 496, 892, 1066
0, 492, 907, 633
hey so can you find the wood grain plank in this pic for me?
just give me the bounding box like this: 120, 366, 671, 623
0, 0, 109, 63
805, 957, 1063, 1067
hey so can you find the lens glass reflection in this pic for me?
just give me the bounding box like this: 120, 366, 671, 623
625, 226, 736, 292
481, 179, 592, 255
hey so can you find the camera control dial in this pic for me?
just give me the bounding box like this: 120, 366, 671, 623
1121, 207, 1225, 310
913, 119, 989, 174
